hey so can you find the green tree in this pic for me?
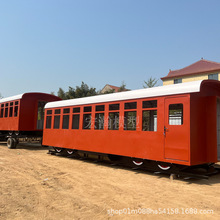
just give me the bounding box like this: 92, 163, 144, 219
57, 88, 67, 99
143, 77, 158, 88
118, 81, 127, 92
57, 82, 97, 100
75, 82, 97, 98
66, 86, 75, 99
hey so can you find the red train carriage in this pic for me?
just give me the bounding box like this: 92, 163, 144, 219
42, 80, 220, 171
0, 93, 61, 148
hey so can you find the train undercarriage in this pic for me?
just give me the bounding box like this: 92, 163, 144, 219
0, 131, 43, 149
48, 147, 220, 180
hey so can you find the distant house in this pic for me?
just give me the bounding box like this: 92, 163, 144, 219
101, 84, 129, 93
161, 59, 220, 85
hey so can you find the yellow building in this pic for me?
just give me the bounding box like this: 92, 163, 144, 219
161, 59, 220, 85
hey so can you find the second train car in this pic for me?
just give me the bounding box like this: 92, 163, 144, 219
0, 93, 61, 148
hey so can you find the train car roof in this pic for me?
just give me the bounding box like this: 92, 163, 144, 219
45, 80, 207, 109
0, 92, 58, 104
0, 94, 24, 104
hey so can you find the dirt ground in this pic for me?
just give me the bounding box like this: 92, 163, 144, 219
0, 143, 220, 220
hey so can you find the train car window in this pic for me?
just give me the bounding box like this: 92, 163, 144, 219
124, 111, 136, 130
55, 109, 61, 114
109, 104, 120, 111
169, 104, 183, 125
142, 110, 157, 131
4, 106, 8, 117
62, 115, 69, 129
0, 108, 4, 118
54, 115, 60, 129
46, 116, 52, 129
5, 103, 8, 107
14, 106, 18, 117
47, 110, 52, 115
96, 105, 105, 111
84, 106, 92, 112
10, 102, 13, 106
108, 112, 119, 130
73, 107, 80, 113
124, 102, 137, 110
14, 101, 19, 117
0, 104, 4, 118
9, 104, 13, 117
83, 114, 91, 129
143, 100, 157, 108
72, 115, 80, 129
95, 113, 104, 130
63, 108, 70, 114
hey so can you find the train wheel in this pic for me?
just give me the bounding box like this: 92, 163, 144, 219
7, 138, 16, 149
157, 163, 171, 170
54, 147, 63, 153
15, 131, 19, 136
66, 149, 75, 155
132, 159, 144, 166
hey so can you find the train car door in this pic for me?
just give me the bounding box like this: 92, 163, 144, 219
164, 96, 189, 161
37, 101, 47, 129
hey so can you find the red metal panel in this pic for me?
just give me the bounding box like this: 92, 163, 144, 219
0, 100, 20, 131
205, 96, 218, 163
164, 96, 190, 162
189, 94, 207, 165
190, 95, 218, 165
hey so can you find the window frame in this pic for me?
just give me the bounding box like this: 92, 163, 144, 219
14, 100, 19, 117
95, 104, 105, 130
72, 106, 81, 130
83, 106, 92, 129
62, 108, 70, 129
208, 73, 218, 80
168, 103, 184, 125
174, 78, 182, 84
141, 99, 158, 132
108, 103, 120, 130
53, 108, 61, 129
0, 104, 4, 118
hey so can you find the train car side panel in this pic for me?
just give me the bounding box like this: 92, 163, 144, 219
0, 100, 20, 131
43, 96, 191, 165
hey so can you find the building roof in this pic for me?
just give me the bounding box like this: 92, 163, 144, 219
45, 80, 207, 109
161, 59, 220, 80
101, 84, 121, 92
107, 84, 121, 92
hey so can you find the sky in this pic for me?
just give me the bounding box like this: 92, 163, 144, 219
1, 0, 220, 97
